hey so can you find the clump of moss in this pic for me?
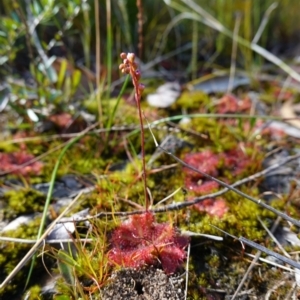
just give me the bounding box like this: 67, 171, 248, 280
2, 188, 47, 219
176, 90, 210, 110
26, 285, 42, 300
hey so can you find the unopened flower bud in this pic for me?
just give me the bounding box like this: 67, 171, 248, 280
120, 52, 127, 59
135, 70, 141, 80
138, 83, 145, 92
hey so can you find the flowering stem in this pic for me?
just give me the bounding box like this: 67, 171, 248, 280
119, 53, 149, 210
133, 82, 148, 210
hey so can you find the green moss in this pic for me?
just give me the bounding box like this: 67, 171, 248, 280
0, 141, 18, 152
207, 254, 221, 269
2, 188, 46, 218
27, 285, 42, 300
83, 187, 122, 216
176, 91, 210, 110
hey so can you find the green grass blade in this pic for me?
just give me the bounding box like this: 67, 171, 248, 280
165, 0, 300, 83
25, 129, 92, 289
106, 74, 130, 130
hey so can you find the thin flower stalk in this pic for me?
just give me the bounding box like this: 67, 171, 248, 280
119, 52, 148, 210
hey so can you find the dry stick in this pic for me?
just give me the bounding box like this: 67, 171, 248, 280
153, 149, 300, 212
79, 142, 300, 222
184, 243, 190, 300
2, 113, 290, 145
258, 216, 290, 258
265, 275, 290, 299
231, 254, 261, 298
157, 145, 300, 227
239, 237, 300, 269
214, 224, 300, 298
3, 125, 141, 144
233, 204, 297, 298
244, 253, 293, 272
146, 112, 300, 221
0, 192, 83, 290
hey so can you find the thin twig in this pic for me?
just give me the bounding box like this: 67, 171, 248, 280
239, 237, 300, 269
184, 243, 190, 300
63, 142, 300, 227
156, 145, 300, 227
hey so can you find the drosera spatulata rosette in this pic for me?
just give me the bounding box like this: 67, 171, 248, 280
107, 53, 190, 274
108, 211, 189, 274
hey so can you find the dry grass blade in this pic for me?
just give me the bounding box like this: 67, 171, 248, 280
154, 186, 182, 207
258, 216, 290, 258
0, 191, 83, 290
0, 237, 93, 244
245, 253, 294, 272
252, 2, 278, 44
239, 237, 300, 269
184, 243, 190, 300
165, 0, 300, 83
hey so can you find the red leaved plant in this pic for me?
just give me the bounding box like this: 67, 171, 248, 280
108, 212, 189, 274
107, 53, 189, 274
0, 151, 43, 176
183, 147, 252, 218
216, 94, 251, 114
183, 150, 220, 196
